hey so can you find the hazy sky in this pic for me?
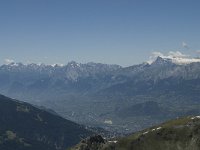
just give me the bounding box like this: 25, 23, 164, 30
0, 0, 200, 66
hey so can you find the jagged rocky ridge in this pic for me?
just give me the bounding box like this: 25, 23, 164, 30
0, 57, 200, 133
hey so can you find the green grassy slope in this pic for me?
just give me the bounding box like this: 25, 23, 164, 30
71, 116, 200, 150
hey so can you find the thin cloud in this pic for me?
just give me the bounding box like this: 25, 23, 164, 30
148, 51, 187, 63
168, 51, 188, 58
182, 42, 189, 49
148, 51, 200, 64
152, 51, 164, 57
4, 59, 14, 64
147, 51, 164, 63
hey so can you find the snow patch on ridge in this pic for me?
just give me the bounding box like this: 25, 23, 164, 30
191, 116, 200, 120
148, 51, 200, 65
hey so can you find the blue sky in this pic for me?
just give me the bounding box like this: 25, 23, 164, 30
0, 0, 200, 66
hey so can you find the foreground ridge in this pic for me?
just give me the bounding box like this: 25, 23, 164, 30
0, 94, 92, 150
71, 116, 200, 150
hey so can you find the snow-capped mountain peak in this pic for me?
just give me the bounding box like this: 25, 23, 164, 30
151, 56, 173, 66
149, 51, 200, 65
67, 61, 81, 68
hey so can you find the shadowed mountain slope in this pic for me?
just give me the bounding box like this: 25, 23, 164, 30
0, 94, 92, 150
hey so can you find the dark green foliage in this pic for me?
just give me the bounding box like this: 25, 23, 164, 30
69, 135, 105, 150
0, 94, 92, 150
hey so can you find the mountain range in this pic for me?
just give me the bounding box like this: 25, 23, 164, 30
0, 56, 200, 133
